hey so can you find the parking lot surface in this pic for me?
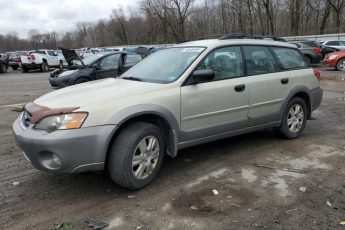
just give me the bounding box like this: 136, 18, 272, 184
1, 67, 345, 229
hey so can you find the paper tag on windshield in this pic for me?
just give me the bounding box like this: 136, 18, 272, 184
182, 48, 204, 53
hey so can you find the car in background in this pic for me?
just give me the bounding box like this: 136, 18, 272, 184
322, 40, 345, 50
49, 48, 142, 88
55, 50, 68, 67
288, 40, 322, 64
20, 50, 64, 72
323, 51, 345, 71
0, 54, 9, 73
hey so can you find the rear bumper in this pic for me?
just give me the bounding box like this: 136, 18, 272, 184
22, 63, 41, 69
12, 115, 116, 173
310, 87, 323, 111
49, 76, 68, 88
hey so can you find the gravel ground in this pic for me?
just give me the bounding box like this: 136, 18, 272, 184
0, 66, 344, 230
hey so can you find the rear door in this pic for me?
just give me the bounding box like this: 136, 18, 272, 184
94, 54, 120, 79
244, 45, 290, 126
180, 46, 250, 141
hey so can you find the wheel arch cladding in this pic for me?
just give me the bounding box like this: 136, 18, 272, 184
104, 104, 180, 168
280, 86, 312, 120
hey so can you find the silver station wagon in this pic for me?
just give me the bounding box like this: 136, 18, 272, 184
13, 35, 323, 190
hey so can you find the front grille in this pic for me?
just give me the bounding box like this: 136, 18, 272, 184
21, 110, 32, 127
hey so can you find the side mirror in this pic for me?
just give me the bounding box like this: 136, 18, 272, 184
191, 69, 215, 84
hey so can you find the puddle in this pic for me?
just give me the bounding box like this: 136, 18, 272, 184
172, 186, 254, 216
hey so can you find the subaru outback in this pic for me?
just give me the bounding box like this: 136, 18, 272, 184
13, 36, 323, 190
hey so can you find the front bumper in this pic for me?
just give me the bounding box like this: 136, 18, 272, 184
12, 116, 116, 173
49, 76, 69, 88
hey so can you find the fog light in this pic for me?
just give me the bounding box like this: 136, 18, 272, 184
39, 151, 62, 170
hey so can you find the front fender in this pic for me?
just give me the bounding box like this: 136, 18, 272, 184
107, 104, 180, 157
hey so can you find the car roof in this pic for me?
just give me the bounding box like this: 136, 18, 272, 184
174, 39, 296, 49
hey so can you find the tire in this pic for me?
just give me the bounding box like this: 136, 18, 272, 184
0, 64, 7, 73
73, 77, 89, 85
336, 58, 345, 72
279, 97, 307, 139
22, 67, 29, 73
108, 122, 165, 190
58, 61, 63, 71
12, 66, 18, 70
40, 61, 49, 72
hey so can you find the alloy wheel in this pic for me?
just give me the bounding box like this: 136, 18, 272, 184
287, 104, 304, 133
132, 136, 160, 180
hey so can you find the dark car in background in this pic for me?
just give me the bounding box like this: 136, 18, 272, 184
49, 49, 142, 88
288, 40, 322, 64
0, 54, 9, 73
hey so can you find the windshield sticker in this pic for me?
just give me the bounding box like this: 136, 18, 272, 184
182, 48, 204, 53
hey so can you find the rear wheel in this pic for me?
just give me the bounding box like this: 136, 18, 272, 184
58, 61, 63, 71
279, 97, 307, 139
41, 61, 49, 72
336, 58, 345, 71
108, 122, 165, 190
22, 67, 28, 73
12, 66, 18, 70
0, 64, 7, 73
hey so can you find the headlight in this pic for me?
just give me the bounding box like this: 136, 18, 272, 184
58, 70, 78, 77
328, 55, 337, 60
34, 113, 88, 132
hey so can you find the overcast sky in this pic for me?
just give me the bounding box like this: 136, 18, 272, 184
0, 0, 138, 38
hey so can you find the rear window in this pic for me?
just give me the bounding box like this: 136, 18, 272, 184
271, 47, 307, 69
301, 41, 319, 47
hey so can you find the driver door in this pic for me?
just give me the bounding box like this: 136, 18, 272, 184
94, 54, 120, 79
180, 46, 250, 141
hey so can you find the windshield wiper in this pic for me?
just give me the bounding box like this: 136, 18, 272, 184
121, 76, 145, 82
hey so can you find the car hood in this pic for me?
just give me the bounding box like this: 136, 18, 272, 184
59, 47, 84, 66
35, 78, 164, 108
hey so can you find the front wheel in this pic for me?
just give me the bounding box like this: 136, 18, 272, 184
108, 122, 165, 190
41, 62, 49, 72
279, 97, 307, 139
12, 66, 18, 70
336, 58, 345, 71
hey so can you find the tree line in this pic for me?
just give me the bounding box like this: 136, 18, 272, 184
1, 0, 345, 52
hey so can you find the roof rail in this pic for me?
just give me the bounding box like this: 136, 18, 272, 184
219, 33, 286, 42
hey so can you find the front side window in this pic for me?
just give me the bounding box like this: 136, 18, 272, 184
196, 46, 243, 80
125, 54, 142, 66
48, 51, 56, 56
99, 54, 120, 70
121, 47, 205, 83
243, 46, 278, 75
271, 47, 307, 69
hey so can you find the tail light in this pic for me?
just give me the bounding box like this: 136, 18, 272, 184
30, 54, 35, 61
313, 69, 321, 81
313, 47, 321, 54
18, 56, 21, 63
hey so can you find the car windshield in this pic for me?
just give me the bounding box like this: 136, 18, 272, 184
121, 47, 205, 83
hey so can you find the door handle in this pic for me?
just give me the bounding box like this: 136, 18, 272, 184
234, 84, 246, 92
281, 78, 289, 84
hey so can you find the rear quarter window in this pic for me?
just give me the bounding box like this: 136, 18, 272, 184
271, 47, 307, 69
